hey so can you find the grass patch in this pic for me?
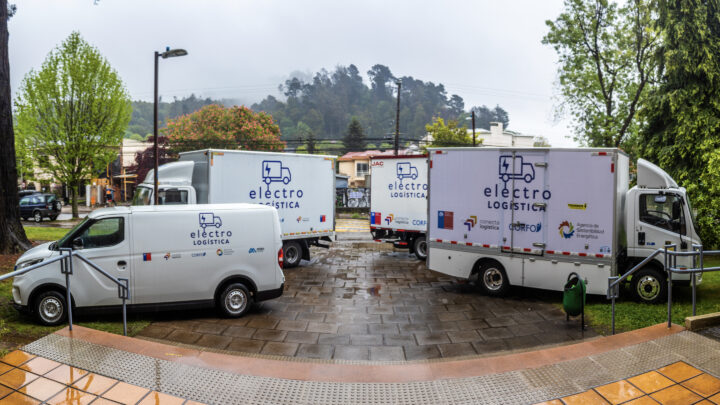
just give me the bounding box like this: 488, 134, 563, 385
582, 257, 720, 334
351, 212, 368, 220
23, 226, 69, 242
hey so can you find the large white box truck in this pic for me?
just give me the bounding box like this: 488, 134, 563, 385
133, 149, 336, 268
427, 147, 701, 303
12, 204, 285, 325
369, 155, 428, 259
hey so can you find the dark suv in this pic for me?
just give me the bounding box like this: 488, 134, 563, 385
19, 194, 61, 222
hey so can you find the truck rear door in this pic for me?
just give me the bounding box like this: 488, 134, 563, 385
503, 151, 548, 255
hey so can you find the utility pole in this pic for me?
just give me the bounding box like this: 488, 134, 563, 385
394, 79, 401, 156
153, 51, 159, 205
471, 110, 476, 147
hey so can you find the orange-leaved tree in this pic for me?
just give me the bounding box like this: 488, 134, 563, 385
163, 104, 285, 153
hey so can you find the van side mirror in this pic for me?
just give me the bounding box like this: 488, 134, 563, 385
72, 237, 84, 249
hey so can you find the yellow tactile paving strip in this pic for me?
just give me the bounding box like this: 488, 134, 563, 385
537, 361, 720, 405
0, 350, 202, 405
334, 218, 369, 233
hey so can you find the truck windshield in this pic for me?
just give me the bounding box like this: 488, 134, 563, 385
132, 186, 152, 206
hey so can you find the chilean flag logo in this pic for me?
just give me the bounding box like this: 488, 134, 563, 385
320, 215, 326, 222
143, 253, 152, 261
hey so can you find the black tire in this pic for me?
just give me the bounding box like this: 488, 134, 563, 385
475, 261, 510, 297
283, 240, 303, 268
218, 283, 252, 317
413, 236, 427, 260
631, 267, 667, 304
34, 290, 67, 326
33, 210, 42, 223
50, 215, 58, 221
21, 217, 27, 221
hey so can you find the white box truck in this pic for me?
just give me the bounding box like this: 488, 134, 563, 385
427, 147, 701, 303
133, 149, 336, 268
369, 155, 428, 259
12, 204, 285, 325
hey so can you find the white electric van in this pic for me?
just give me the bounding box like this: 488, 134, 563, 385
11, 204, 285, 325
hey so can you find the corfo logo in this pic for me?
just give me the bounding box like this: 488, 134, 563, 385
558, 221, 575, 239
510, 223, 542, 232
385, 214, 394, 225
464, 216, 477, 231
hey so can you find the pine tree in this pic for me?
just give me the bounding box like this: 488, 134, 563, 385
343, 117, 366, 153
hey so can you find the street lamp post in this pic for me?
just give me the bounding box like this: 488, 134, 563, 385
153, 47, 187, 205
394, 79, 401, 156
466, 111, 476, 146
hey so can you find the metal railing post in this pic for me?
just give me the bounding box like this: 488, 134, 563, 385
667, 259, 673, 329
118, 278, 129, 336
692, 245, 698, 316
60, 248, 74, 331
607, 276, 619, 335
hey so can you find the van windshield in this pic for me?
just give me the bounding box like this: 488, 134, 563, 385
55, 217, 90, 248
132, 186, 152, 206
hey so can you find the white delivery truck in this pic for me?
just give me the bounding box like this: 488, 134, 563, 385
427, 147, 701, 303
369, 155, 429, 259
133, 149, 336, 268
12, 204, 285, 325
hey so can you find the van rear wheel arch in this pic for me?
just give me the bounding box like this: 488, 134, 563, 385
214, 276, 257, 304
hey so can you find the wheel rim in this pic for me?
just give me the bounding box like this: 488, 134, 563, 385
39, 297, 63, 323
417, 240, 427, 257
637, 275, 661, 301
483, 268, 504, 291
286, 246, 299, 264
34, 212, 41, 222
225, 289, 247, 314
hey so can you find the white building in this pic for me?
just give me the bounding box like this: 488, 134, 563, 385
469, 122, 537, 147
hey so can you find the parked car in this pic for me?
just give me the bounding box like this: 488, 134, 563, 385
18, 190, 39, 198
19, 194, 62, 222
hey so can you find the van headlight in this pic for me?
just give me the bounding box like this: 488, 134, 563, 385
14, 258, 43, 271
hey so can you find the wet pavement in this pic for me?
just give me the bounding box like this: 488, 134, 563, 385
137, 240, 597, 361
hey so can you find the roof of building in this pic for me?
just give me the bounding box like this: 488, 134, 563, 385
338, 149, 413, 161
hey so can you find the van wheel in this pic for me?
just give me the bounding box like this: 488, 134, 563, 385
283, 241, 302, 268
475, 262, 510, 297
413, 236, 427, 260
33, 210, 42, 223
34, 291, 67, 326
632, 267, 667, 304
219, 283, 252, 317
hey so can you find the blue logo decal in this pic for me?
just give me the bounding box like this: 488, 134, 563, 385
199, 212, 222, 229
499, 155, 535, 186
396, 162, 419, 182
249, 160, 303, 209
262, 160, 292, 188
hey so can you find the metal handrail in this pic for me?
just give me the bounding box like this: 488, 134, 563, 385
606, 248, 664, 335
607, 243, 720, 335
0, 248, 130, 335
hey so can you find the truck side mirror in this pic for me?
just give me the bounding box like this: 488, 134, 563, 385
72, 237, 84, 249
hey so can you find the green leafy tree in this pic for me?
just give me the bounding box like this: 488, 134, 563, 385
296, 122, 317, 154
543, 0, 659, 149
163, 104, 285, 153
425, 117, 473, 148
342, 117, 366, 153
639, 0, 720, 246
15, 31, 131, 218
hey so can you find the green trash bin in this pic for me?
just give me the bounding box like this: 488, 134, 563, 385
563, 272, 586, 330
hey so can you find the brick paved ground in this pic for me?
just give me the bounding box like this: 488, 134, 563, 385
137, 241, 597, 361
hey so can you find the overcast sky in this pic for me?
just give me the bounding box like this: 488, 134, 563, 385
9, 0, 576, 146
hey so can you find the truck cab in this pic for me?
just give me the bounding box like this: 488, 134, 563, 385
133, 162, 197, 206
624, 159, 701, 303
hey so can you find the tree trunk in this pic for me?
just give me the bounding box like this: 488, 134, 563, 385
0, 0, 31, 253
71, 184, 79, 218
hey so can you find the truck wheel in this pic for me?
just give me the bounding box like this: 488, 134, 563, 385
632, 267, 667, 304
476, 262, 510, 297
33, 210, 42, 223
34, 290, 67, 326
219, 283, 252, 317
283, 241, 302, 268
524, 174, 533, 183
413, 236, 427, 260
283, 177, 290, 185
501, 174, 510, 183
